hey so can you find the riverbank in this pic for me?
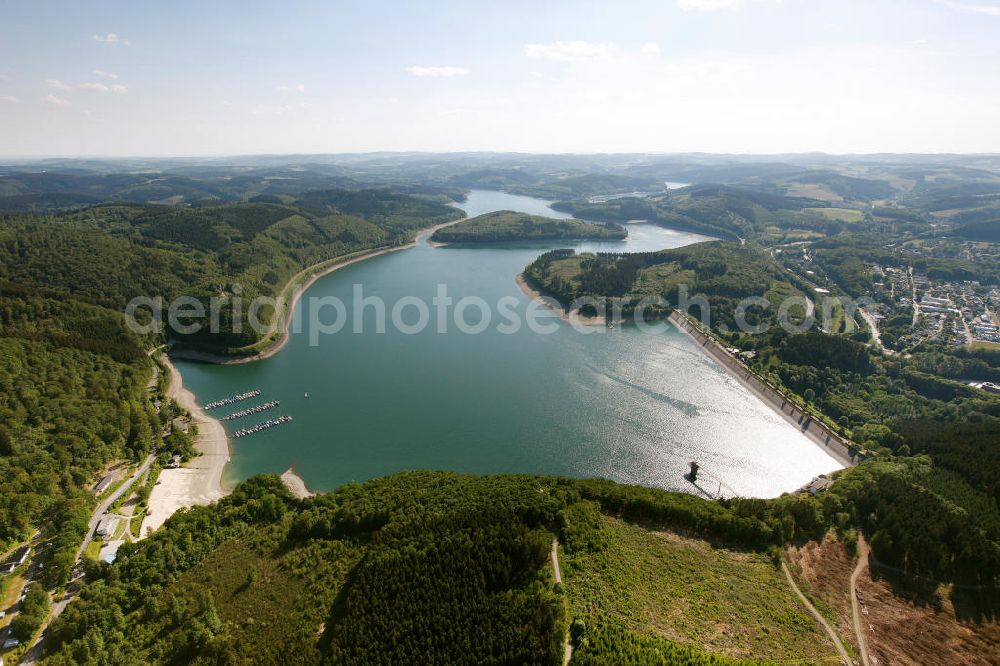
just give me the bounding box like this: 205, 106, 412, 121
141, 355, 231, 535
515, 272, 608, 327
170, 217, 467, 366
280, 467, 315, 499
668, 312, 859, 468
146, 218, 467, 529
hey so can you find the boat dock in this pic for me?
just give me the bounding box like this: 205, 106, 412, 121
222, 400, 280, 421
204, 390, 261, 410
233, 415, 293, 438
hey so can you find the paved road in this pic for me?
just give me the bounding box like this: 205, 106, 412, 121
19, 454, 155, 665
859, 308, 896, 356
76, 455, 155, 564
850, 536, 872, 666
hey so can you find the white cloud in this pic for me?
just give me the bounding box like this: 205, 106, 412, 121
277, 84, 306, 93
677, 0, 742, 10
937, 0, 1000, 15
663, 56, 751, 81
641, 43, 661, 55
676, 0, 779, 10
46, 78, 71, 90
91, 32, 127, 44
523, 41, 617, 62
405, 66, 469, 77
79, 82, 127, 94
92, 69, 119, 79
42, 94, 70, 106
0, 95, 20, 103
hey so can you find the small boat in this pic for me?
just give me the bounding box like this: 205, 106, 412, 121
304, 392, 309, 398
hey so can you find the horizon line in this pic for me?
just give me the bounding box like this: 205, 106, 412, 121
3, 149, 1000, 162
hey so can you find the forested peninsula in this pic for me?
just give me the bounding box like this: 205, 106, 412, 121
430, 210, 626, 243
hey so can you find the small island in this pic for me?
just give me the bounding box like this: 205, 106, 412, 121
431, 210, 627, 243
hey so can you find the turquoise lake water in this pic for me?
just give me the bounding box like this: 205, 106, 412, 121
176, 190, 842, 498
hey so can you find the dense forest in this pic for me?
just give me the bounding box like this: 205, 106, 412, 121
40, 471, 842, 665
524, 241, 810, 327
0, 184, 463, 643
39, 467, 999, 664
550, 184, 847, 241
0, 294, 194, 593
431, 210, 626, 243
0, 188, 462, 354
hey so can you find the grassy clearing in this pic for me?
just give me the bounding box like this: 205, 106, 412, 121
563, 511, 838, 662
784, 183, 843, 202
970, 340, 1000, 351
804, 207, 865, 223
129, 515, 144, 538
0, 572, 25, 630
633, 263, 695, 297
84, 538, 102, 561
545, 253, 591, 288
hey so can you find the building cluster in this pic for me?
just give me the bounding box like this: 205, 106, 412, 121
869, 263, 998, 347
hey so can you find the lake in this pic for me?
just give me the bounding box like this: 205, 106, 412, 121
176, 190, 842, 498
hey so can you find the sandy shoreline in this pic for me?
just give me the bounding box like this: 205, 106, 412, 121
144, 217, 467, 532
515, 272, 608, 327
140, 355, 231, 536
280, 467, 315, 499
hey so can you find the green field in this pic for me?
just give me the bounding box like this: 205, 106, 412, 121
84, 538, 102, 561
804, 207, 865, 223
562, 504, 837, 662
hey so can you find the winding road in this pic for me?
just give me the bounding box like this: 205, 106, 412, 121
551, 539, 572, 666
19, 455, 154, 665
850, 536, 872, 666
781, 561, 852, 665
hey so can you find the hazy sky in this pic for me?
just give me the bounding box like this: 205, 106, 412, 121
1, 0, 999, 156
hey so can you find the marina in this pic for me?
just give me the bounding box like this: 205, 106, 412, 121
222, 400, 280, 421
233, 415, 294, 439
203, 390, 261, 410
